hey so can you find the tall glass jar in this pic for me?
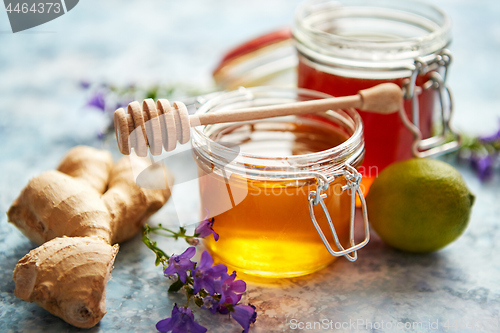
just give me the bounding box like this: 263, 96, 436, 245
191, 87, 369, 278
294, 0, 459, 188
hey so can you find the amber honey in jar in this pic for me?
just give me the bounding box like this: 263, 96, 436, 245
294, 0, 460, 190
191, 87, 368, 278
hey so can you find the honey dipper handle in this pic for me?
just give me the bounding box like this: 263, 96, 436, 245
113, 83, 402, 156
357, 83, 403, 114
191, 83, 402, 126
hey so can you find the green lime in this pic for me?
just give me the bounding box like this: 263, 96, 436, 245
366, 158, 475, 253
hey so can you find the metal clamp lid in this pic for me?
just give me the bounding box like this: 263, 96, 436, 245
308, 151, 370, 262
401, 49, 461, 158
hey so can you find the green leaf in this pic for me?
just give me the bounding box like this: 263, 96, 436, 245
168, 279, 185, 293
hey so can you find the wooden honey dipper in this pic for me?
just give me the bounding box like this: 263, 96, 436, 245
114, 83, 402, 156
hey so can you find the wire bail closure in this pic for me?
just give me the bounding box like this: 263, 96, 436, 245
308, 156, 370, 262
401, 49, 461, 158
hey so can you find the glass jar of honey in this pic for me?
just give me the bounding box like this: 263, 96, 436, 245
294, 0, 461, 188
191, 87, 369, 278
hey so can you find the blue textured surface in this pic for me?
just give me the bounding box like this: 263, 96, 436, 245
1, 1, 500, 332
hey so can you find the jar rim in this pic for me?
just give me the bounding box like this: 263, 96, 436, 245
191, 86, 365, 177
293, 0, 451, 63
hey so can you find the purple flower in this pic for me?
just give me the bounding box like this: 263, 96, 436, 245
97, 130, 105, 141
195, 216, 219, 241
232, 304, 257, 333
164, 247, 196, 283
79, 80, 90, 89
471, 154, 495, 182
479, 132, 500, 143
217, 303, 230, 315
156, 304, 207, 333
193, 251, 226, 294
86, 91, 106, 111
217, 271, 246, 306
201, 296, 219, 314
479, 121, 500, 143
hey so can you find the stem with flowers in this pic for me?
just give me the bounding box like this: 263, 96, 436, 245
453, 123, 500, 182
142, 216, 257, 333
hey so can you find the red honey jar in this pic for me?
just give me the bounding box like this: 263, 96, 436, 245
293, 0, 461, 188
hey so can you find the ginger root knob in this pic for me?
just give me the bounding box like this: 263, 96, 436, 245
13, 237, 119, 329
8, 145, 173, 328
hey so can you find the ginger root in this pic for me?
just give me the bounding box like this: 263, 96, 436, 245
104, 156, 171, 244
13, 237, 119, 328
7, 145, 172, 328
57, 145, 114, 193
8, 170, 113, 244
